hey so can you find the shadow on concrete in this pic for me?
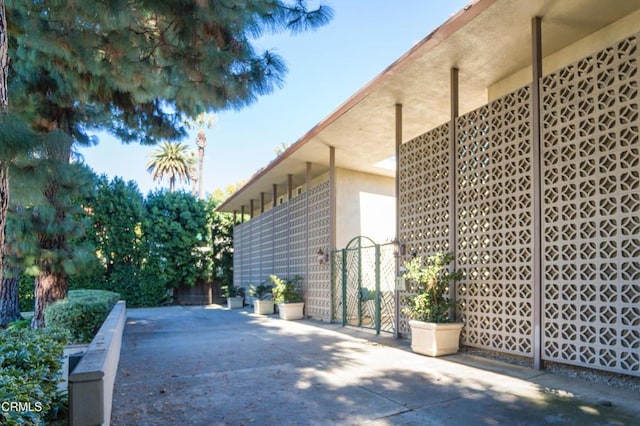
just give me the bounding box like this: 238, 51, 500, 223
111, 305, 638, 425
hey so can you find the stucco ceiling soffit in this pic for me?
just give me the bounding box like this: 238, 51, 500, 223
217, 0, 640, 213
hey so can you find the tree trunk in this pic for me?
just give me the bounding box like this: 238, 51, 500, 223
31, 268, 67, 329
0, 165, 7, 289
0, 267, 22, 328
32, 140, 72, 328
0, 0, 8, 113
0, 0, 9, 289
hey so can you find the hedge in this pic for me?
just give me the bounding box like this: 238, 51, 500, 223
0, 323, 69, 425
45, 289, 120, 344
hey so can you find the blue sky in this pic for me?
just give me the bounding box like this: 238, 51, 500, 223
78, 0, 470, 196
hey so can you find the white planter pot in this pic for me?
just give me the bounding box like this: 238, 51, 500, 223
277, 302, 304, 320
409, 320, 463, 357
253, 300, 275, 315
227, 296, 243, 309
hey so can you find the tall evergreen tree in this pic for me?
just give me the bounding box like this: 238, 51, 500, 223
8, 135, 97, 327
0, 0, 10, 325
90, 176, 146, 279
4, 0, 333, 323
144, 190, 211, 290
209, 184, 243, 294
0, 0, 34, 327
0, 19, 36, 327
147, 142, 192, 192
30, 148, 96, 327
0, 157, 40, 328
0, 0, 6, 113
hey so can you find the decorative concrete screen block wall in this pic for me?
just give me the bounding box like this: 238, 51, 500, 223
398, 34, 640, 376
233, 220, 250, 287
399, 122, 452, 255
541, 34, 640, 375
456, 85, 534, 357
306, 181, 331, 321
232, 183, 330, 320
398, 122, 451, 336
249, 215, 262, 285
259, 209, 274, 282
288, 193, 307, 279
272, 203, 290, 278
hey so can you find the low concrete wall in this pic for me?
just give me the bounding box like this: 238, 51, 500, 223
69, 301, 126, 426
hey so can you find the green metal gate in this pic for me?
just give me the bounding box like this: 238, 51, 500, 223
332, 236, 396, 334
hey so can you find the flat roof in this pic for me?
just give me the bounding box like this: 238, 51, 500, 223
217, 0, 640, 213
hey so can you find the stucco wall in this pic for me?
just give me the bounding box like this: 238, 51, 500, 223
335, 168, 395, 248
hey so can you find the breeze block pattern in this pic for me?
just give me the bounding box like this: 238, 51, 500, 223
398, 34, 640, 376
232, 182, 330, 321
456, 86, 534, 357
541, 34, 640, 375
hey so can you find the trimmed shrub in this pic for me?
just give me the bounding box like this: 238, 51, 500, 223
45, 289, 120, 344
104, 264, 171, 308
0, 324, 69, 425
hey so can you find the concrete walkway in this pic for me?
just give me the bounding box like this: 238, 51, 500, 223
111, 305, 639, 425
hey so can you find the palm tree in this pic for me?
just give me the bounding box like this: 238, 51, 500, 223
146, 142, 192, 192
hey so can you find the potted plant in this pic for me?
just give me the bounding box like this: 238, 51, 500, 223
248, 283, 274, 315
269, 275, 304, 320
402, 252, 464, 357
223, 285, 245, 309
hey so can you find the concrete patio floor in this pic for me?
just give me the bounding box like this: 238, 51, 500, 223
110, 305, 639, 425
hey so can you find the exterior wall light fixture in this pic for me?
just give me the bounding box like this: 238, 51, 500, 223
317, 248, 329, 265
392, 239, 406, 258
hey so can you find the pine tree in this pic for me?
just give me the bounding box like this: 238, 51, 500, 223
4, 0, 333, 324
0, 0, 11, 326
0, 0, 6, 113
2, 132, 96, 328
1, 0, 46, 325
29, 142, 96, 328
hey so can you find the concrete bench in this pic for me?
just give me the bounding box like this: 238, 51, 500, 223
69, 300, 126, 426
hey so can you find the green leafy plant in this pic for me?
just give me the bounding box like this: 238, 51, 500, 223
0, 325, 69, 425
402, 252, 462, 323
45, 289, 120, 344
222, 285, 244, 298
269, 275, 303, 304
360, 287, 376, 302
248, 283, 273, 300
144, 190, 213, 291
